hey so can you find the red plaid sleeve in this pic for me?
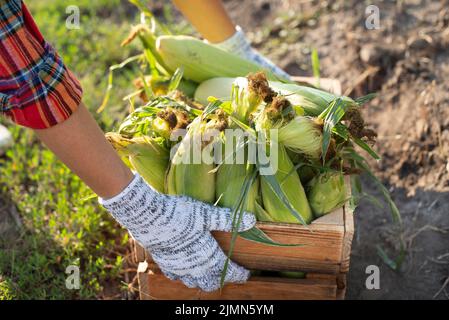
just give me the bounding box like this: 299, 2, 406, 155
0, 0, 83, 129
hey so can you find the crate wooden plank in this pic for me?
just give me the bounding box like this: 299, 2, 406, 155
134, 239, 146, 263
134, 207, 350, 273
212, 221, 344, 273
137, 209, 346, 274
134, 203, 352, 273
138, 263, 338, 300
336, 273, 347, 300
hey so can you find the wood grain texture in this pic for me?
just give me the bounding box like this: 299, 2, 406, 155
134, 240, 146, 263
138, 264, 338, 300
212, 219, 345, 273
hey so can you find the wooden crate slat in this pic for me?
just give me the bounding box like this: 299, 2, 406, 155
138, 264, 338, 300
212, 219, 344, 273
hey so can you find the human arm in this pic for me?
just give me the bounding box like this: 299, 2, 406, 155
34, 103, 134, 199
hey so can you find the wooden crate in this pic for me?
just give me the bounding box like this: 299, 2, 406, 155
134, 77, 353, 300
134, 193, 353, 300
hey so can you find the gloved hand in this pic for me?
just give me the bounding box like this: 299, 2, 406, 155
215, 26, 292, 81
99, 173, 256, 292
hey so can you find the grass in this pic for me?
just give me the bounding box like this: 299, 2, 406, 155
0, 0, 143, 299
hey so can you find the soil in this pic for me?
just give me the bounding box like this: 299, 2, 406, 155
219, 0, 449, 300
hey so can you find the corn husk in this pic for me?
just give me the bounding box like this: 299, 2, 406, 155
215, 139, 259, 213
166, 116, 224, 203
106, 133, 169, 193
194, 76, 354, 116
307, 172, 347, 217
156, 36, 283, 83
216, 163, 259, 213
278, 116, 323, 159
260, 143, 313, 224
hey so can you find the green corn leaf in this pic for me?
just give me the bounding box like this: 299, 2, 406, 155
351, 136, 380, 160
239, 228, 303, 247
355, 93, 377, 106
168, 67, 184, 93
377, 243, 406, 271
98, 54, 142, 113
221, 169, 258, 288
343, 147, 401, 224
333, 123, 350, 141
319, 98, 351, 162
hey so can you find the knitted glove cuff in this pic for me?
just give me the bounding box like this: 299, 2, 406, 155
98, 173, 143, 206
215, 25, 251, 57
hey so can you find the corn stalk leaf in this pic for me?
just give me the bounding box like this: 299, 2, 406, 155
351, 136, 380, 160
202, 99, 223, 118
376, 242, 406, 271
333, 123, 350, 141
239, 228, 303, 247
221, 169, 258, 288
349, 174, 362, 211
319, 98, 351, 162
168, 67, 184, 93
98, 54, 143, 113
355, 93, 377, 106
343, 147, 401, 224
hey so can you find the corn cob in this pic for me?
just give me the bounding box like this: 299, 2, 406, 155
106, 133, 169, 193
307, 172, 347, 217
260, 143, 313, 224
156, 36, 283, 83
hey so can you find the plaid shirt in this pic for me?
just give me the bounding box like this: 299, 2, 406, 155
0, 0, 82, 129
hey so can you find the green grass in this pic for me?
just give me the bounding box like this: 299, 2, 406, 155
0, 0, 143, 299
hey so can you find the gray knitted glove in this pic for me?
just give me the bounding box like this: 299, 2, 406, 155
99, 174, 256, 292
215, 25, 292, 81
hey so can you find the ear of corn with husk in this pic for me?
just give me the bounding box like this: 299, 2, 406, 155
166, 117, 217, 203
307, 171, 347, 217
260, 143, 313, 224
106, 133, 169, 193
156, 35, 284, 83
194, 76, 355, 116
278, 116, 323, 159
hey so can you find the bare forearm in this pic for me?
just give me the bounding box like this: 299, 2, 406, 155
172, 0, 235, 43
34, 103, 133, 199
